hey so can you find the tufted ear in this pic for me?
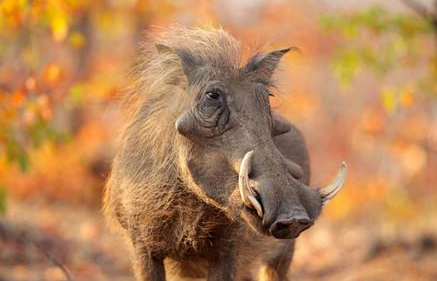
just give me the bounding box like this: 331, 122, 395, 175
242, 47, 299, 85
271, 114, 291, 136
155, 43, 197, 82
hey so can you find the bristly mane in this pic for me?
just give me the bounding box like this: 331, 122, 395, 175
103, 26, 242, 229
126, 26, 240, 118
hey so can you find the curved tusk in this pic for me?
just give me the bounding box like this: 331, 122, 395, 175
239, 150, 255, 205
247, 195, 263, 218
320, 161, 347, 206
238, 150, 263, 218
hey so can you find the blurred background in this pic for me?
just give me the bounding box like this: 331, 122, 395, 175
1, 0, 436, 280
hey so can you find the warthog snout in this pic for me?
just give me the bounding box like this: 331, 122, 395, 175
270, 211, 314, 239
238, 150, 346, 239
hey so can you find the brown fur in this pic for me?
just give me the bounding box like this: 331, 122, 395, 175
103, 27, 315, 281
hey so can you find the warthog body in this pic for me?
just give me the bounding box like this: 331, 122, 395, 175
104, 27, 346, 281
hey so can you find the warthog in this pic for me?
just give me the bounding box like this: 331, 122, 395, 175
103, 27, 346, 281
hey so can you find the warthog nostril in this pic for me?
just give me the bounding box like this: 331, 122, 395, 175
296, 217, 314, 232
270, 217, 314, 239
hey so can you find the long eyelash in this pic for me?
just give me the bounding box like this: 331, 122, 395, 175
265, 88, 274, 97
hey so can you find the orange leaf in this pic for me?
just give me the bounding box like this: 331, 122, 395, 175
44, 64, 62, 84
360, 108, 385, 134
11, 89, 25, 106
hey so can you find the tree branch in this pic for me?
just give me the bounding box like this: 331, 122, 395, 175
33, 241, 75, 281
399, 0, 433, 21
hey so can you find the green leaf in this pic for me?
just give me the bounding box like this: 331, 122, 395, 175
332, 49, 361, 88
0, 184, 6, 216
320, 3, 437, 96
5, 139, 30, 172
17, 150, 30, 172
69, 82, 86, 104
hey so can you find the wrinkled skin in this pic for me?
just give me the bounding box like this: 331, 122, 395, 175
104, 28, 346, 281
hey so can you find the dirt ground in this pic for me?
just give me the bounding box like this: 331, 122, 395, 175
1, 199, 436, 281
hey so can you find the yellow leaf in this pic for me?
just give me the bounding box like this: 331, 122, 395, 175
0, 0, 24, 13
51, 14, 68, 42
381, 86, 397, 113
69, 31, 85, 49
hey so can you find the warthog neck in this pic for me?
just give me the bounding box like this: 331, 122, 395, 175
143, 185, 242, 257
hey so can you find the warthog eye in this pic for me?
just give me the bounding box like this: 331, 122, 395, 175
206, 91, 220, 100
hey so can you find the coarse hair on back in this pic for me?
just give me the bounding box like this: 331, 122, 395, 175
103, 26, 242, 230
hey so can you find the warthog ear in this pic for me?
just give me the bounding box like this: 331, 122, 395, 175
272, 115, 291, 136
155, 43, 196, 82
242, 47, 299, 85
285, 159, 303, 179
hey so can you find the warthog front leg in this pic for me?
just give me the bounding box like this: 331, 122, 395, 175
207, 248, 238, 281
206, 226, 241, 281
259, 240, 295, 281
132, 243, 166, 281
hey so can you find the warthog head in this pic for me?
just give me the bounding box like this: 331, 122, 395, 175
157, 39, 346, 239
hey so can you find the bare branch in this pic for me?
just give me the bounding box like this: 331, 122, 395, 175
33, 242, 75, 281
399, 0, 433, 21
